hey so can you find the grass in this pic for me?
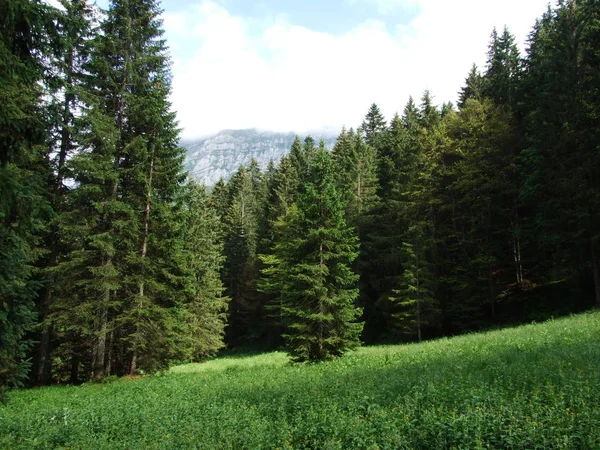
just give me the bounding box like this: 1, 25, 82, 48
1, 312, 600, 449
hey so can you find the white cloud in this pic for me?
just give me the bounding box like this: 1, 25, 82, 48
169, 0, 550, 139
346, 0, 421, 15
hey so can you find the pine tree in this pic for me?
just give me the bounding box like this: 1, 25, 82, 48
361, 103, 387, 148
303, 136, 317, 173
389, 233, 438, 342
520, 0, 600, 307
458, 64, 485, 109
223, 166, 262, 343
34, 0, 96, 385
434, 98, 521, 330
259, 156, 301, 343
209, 178, 230, 221
0, 0, 54, 394
52, 0, 187, 379
288, 136, 306, 180
483, 27, 521, 108
331, 127, 380, 339
420, 91, 440, 131
375, 94, 442, 339
176, 182, 229, 360
331, 127, 353, 199
260, 149, 363, 361
376, 114, 403, 198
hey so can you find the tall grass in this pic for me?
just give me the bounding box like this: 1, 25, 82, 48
2, 312, 599, 449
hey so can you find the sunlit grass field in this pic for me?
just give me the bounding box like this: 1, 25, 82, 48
2, 312, 599, 449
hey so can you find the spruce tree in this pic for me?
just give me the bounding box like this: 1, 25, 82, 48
0, 0, 54, 394
209, 178, 230, 221
259, 156, 300, 343
433, 98, 521, 330
176, 182, 229, 360
458, 64, 485, 109
260, 149, 362, 362
521, 0, 600, 307
367, 97, 425, 340
483, 27, 521, 108
52, 0, 186, 379
361, 103, 387, 148
389, 236, 438, 342
223, 166, 261, 343
288, 136, 306, 180
34, 0, 95, 385
376, 94, 441, 339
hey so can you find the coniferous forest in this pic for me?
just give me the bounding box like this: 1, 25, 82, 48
1, 0, 599, 397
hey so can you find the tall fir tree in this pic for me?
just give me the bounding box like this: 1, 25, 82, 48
51, 0, 187, 379
176, 182, 229, 361
458, 64, 485, 109
433, 98, 521, 330
520, 0, 600, 307
360, 103, 387, 149
375, 93, 442, 340
34, 0, 96, 385
260, 149, 362, 361
223, 165, 262, 343
259, 155, 301, 343
0, 0, 56, 393
483, 26, 521, 108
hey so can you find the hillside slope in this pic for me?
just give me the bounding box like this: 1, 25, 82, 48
2, 312, 599, 449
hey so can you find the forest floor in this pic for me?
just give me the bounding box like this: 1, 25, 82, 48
1, 312, 599, 449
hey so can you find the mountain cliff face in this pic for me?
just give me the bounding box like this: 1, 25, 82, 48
183, 129, 337, 186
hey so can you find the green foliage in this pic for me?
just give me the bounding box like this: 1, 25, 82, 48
433, 98, 522, 330
520, 0, 600, 307
223, 165, 264, 343
176, 183, 229, 361
1, 313, 599, 448
458, 64, 485, 109
333, 130, 380, 229
48, 0, 191, 379
0, 0, 54, 394
483, 26, 521, 108
360, 103, 387, 148
389, 232, 440, 342
261, 149, 363, 361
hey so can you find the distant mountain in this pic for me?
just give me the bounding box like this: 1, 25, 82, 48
182, 129, 337, 186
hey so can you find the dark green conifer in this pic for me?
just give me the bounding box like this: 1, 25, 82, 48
360, 103, 387, 148
261, 149, 362, 361
176, 183, 229, 360
0, 0, 54, 394
458, 64, 485, 109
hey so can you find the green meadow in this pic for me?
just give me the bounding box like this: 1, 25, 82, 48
2, 312, 599, 449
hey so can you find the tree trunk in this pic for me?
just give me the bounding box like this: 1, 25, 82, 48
130, 140, 155, 375
36, 277, 54, 385
69, 351, 79, 385
415, 238, 422, 343
36, 47, 76, 385
318, 240, 325, 358
92, 260, 110, 380
106, 329, 113, 376
513, 239, 523, 285
57, 47, 74, 189
591, 240, 600, 308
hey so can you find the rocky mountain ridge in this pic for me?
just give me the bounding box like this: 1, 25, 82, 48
183, 129, 337, 186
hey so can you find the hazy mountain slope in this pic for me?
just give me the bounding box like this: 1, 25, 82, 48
183, 129, 337, 185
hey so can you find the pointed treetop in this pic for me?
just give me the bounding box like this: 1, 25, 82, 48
361, 103, 387, 146
458, 63, 485, 108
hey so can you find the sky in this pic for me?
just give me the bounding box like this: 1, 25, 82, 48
83, 0, 551, 139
